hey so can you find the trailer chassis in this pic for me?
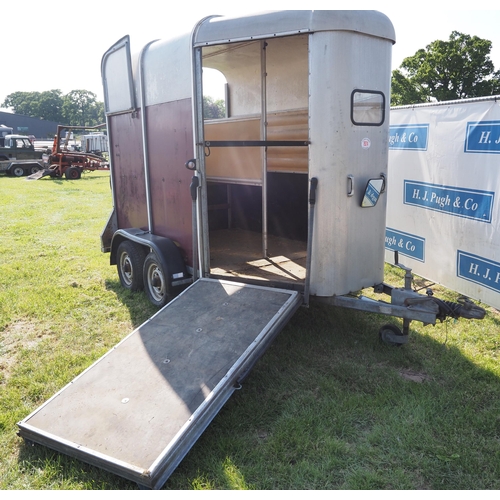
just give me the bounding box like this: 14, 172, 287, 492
315, 257, 486, 345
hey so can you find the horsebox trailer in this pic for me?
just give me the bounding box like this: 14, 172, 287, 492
18, 10, 484, 489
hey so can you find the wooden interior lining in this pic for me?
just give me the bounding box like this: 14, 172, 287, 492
267, 109, 308, 173
204, 109, 308, 181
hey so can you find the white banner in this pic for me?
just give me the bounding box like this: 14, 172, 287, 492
386, 97, 500, 310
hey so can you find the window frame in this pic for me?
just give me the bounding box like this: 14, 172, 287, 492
350, 89, 386, 127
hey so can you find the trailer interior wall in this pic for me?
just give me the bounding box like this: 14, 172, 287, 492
386, 97, 500, 310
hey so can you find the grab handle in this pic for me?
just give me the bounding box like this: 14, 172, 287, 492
347, 175, 354, 197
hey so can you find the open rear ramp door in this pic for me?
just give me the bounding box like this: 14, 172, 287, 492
18, 278, 302, 489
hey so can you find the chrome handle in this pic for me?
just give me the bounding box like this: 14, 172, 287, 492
380, 173, 386, 193
347, 175, 354, 197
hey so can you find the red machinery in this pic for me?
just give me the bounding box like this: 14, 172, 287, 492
29, 123, 109, 180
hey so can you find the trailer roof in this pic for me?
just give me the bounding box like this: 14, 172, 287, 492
193, 10, 395, 47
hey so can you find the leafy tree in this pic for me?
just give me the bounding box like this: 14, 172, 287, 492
62, 90, 104, 126
1, 89, 105, 126
91, 101, 105, 125
391, 69, 428, 106
203, 95, 226, 119
391, 31, 500, 105
37, 90, 65, 122
2, 90, 64, 121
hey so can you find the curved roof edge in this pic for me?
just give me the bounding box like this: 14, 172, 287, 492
193, 10, 396, 46
392, 95, 500, 110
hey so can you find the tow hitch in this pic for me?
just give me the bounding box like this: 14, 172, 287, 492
316, 257, 486, 346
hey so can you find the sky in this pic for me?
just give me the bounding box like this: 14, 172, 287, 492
1, 1, 500, 111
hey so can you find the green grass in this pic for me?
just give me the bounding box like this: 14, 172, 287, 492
1, 171, 499, 490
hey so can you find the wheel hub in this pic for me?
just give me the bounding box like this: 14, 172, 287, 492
147, 265, 165, 301
120, 255, 133, 285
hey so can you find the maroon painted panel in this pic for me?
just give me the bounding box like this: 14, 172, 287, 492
109, 112, 148, 231
108, 99, 195, 266
146, 99, 194, 264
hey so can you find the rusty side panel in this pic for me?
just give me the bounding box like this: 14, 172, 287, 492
109, 112, 148, 231
146, 98, 194, 264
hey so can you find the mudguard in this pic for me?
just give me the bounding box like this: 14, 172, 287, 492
110, 228, 189, 294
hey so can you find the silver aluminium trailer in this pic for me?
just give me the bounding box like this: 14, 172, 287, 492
17, 10, 484, 489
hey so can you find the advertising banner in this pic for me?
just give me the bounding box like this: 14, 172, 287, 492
386, 97, 500, 310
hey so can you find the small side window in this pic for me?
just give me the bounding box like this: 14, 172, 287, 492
351, 90, 385, 126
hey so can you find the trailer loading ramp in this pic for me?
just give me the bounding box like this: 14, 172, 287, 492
17, 278, 302, 489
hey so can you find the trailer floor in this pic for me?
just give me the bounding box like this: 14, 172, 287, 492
209, 229, 307, 284
18, 278, 301, 489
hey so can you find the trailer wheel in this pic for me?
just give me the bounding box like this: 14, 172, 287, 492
65, 166, 81, 180
10, 165, 25, 177
29, 165, 42, 174
117, 241, 146, 291
379, 324, 405, 347
144, 252, 170, 308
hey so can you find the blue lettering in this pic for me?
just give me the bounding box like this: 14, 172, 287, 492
465, 121, 500, 154
479, 131, 491, 144
458, 251, 500, 293
385, 228, 425, 262
404, 181, 494, 223
389, 124, 429, 151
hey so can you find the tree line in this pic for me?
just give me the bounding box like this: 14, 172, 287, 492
391, 31, 500, 105
1, 90, 104, 127
2, 31, 499, 123
1, 90, 225, 124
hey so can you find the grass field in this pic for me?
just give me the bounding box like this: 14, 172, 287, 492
1, 171, 499, 490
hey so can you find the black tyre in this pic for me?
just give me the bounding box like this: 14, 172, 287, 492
379, 324, 405, 347
10, 165, 25, 177
65, 166, 81, 179
29, 165, 42, 175
117, 240, 146, 291
143, 252, 170, 308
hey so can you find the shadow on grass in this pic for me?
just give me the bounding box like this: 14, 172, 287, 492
164, 301, 500, 490
16, 294, 500, 490
104, 278, 158, 328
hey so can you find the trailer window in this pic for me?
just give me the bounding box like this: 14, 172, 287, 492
203, 68, 227, 119
351, 90, 385, 126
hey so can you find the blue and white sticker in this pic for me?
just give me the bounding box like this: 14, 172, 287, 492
389, 124, 429, 151
404, 181, 494, 222
464, 120, 500, 154
457, 251, 500, 293
385, 228, 425, 262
